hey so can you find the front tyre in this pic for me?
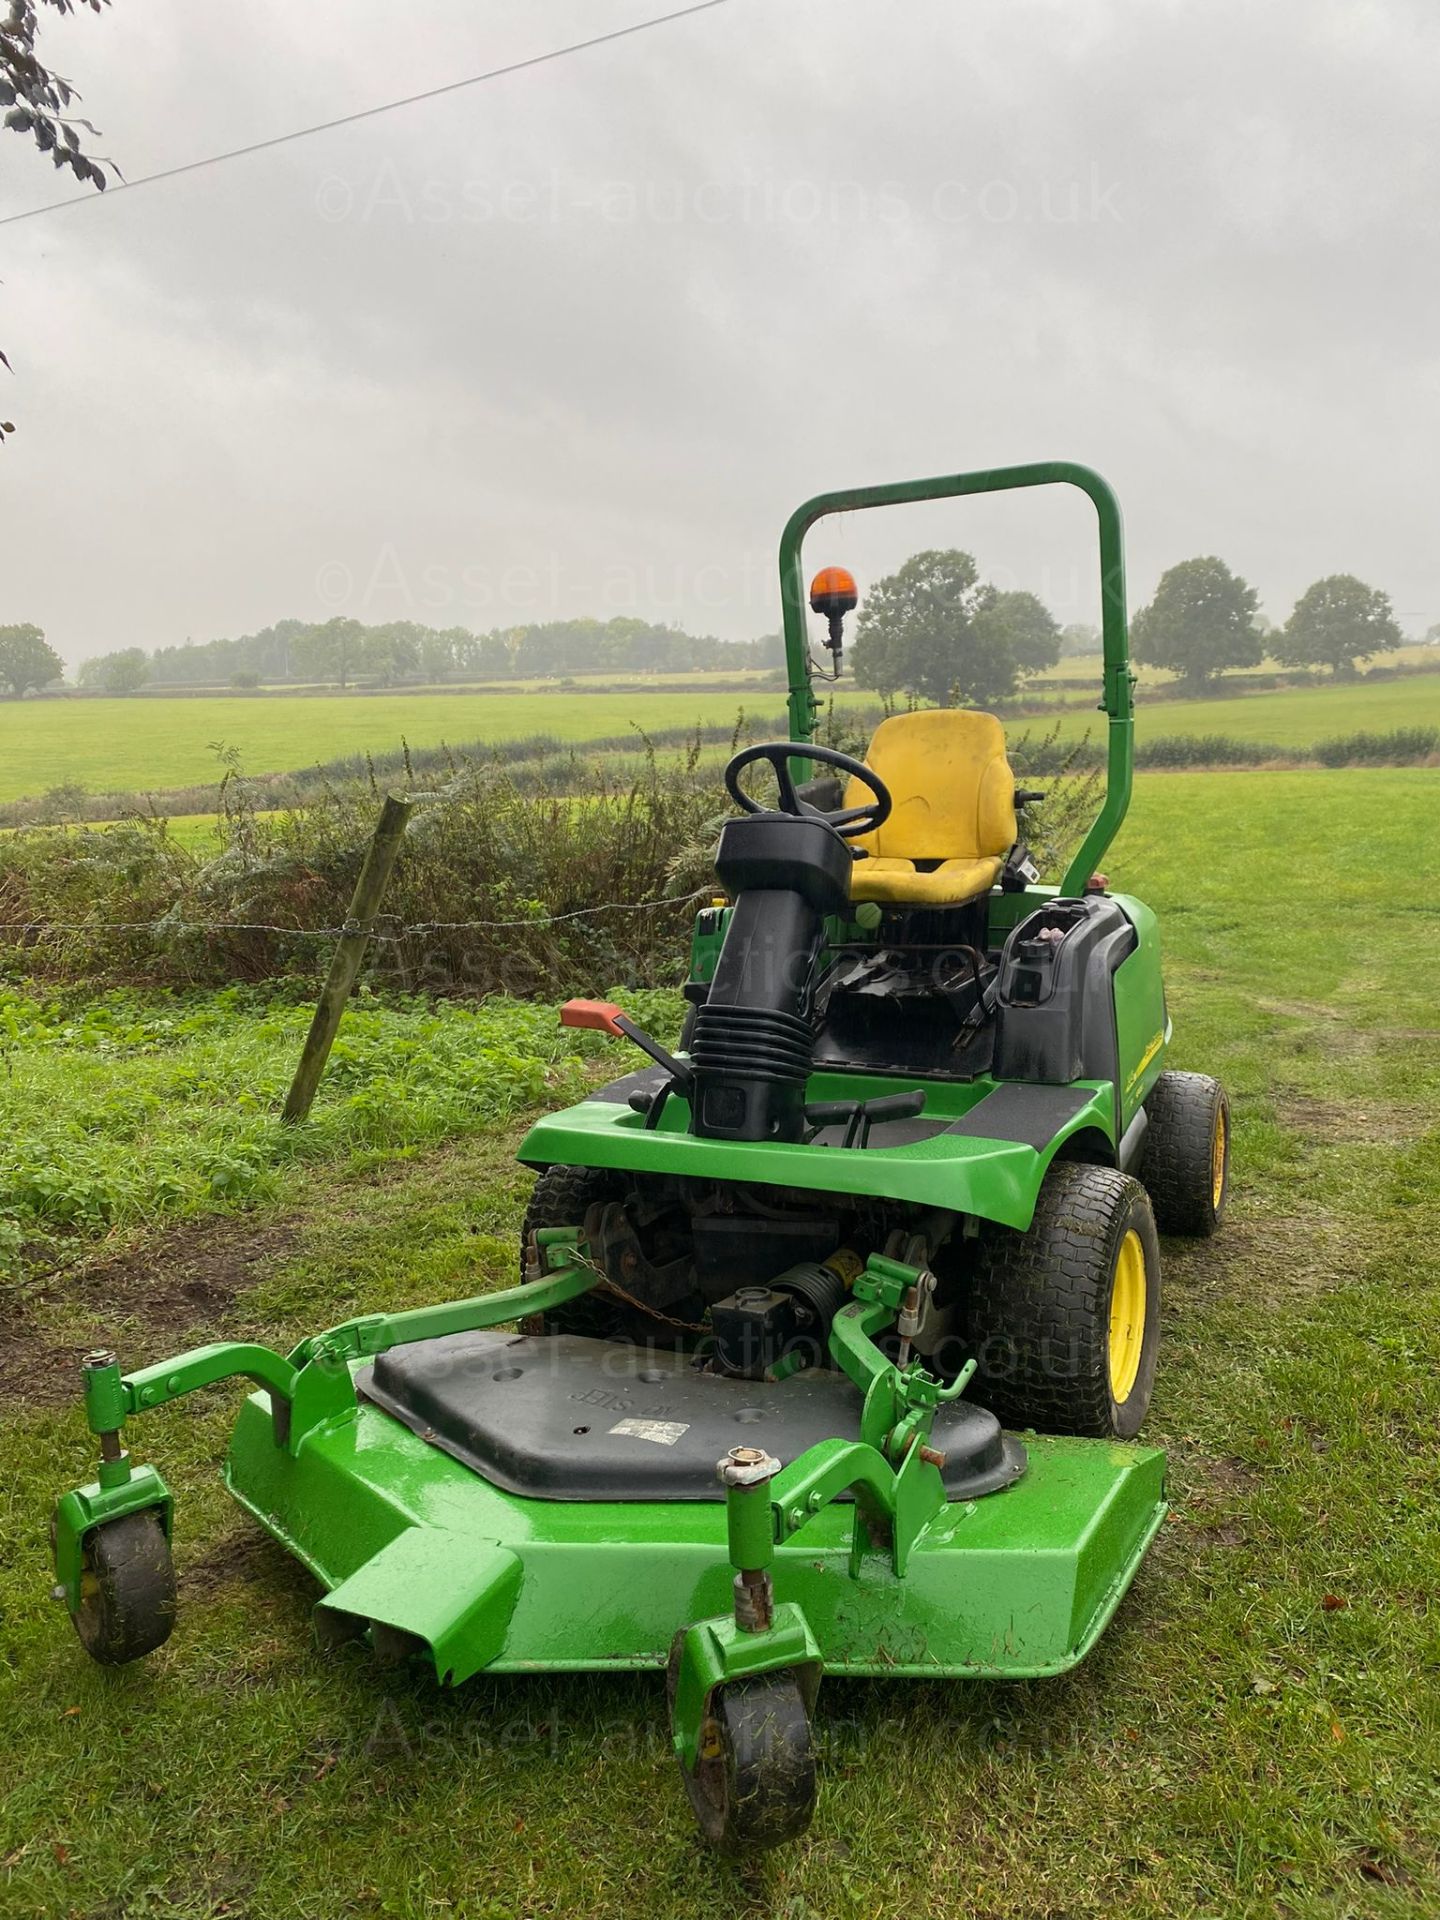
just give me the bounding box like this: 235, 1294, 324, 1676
518, 1163, 628, 1337
965, 1164, 1161, 1439
669, 1666, 817, 1854
72, 1509, 176, 1666
1142, 1070, 1230, 1237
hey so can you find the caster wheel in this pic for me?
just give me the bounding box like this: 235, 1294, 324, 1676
669, 1659, 817, 1854
72, 1509, 176, 1666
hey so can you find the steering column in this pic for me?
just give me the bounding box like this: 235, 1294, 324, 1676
688, 744, 891, 1144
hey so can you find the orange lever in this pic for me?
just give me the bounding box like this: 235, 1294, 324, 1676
560, 998, 627, 1036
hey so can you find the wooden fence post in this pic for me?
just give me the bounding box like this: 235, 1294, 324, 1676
281, 791, 416, 1125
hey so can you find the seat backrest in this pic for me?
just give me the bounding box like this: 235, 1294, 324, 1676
843, 709, 1017, 861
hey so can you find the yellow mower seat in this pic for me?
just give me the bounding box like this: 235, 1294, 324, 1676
844, 709, 1017, 909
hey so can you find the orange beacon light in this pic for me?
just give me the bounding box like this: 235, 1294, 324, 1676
808, 566, 857, 673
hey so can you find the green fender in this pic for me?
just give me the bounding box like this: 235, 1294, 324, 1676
519, 1072, 1116, 1233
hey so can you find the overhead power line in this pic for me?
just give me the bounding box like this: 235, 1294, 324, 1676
0, 0, 734, 230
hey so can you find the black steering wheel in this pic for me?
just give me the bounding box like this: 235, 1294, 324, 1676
724, 742, 892, 841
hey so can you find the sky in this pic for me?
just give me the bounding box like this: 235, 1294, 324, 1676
2, 0, 1436, 671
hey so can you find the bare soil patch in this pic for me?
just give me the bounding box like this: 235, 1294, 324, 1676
1163, 1213, 1354, 1309
1272, 1091, 1426, 1145
0, 1213, 299, 1409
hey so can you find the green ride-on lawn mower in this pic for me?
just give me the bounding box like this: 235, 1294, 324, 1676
53, 462, 1230, 1854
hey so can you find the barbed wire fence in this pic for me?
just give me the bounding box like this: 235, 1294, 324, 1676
3, 891, 710, 944
0, 784, 714, 1125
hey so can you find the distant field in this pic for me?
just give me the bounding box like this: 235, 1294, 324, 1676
3, 670, 1439, 805
1049, 643, 1440, 685
0, 688, 870, 805
1040, 669, 1440, 748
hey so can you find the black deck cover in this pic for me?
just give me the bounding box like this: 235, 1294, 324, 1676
358, 1331, 1027, 1504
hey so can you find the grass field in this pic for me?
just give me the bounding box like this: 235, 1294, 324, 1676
1048, 643, 1440, 685
1044, 670, 1440, 747
0, 689, 846, 806
4, 671, 1440, 806
0, 768, 1437, 1916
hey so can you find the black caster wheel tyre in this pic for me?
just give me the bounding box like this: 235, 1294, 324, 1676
668, 1652, 817, 1853
1142, 1070, 1230, 1237
73, 1508, 176, 1666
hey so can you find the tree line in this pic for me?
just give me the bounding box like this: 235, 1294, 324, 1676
0, 557, 1425, 700
848, 551, 1420, 707
0, 616, 786, 696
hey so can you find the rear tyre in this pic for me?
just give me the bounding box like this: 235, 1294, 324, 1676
1142, 1070, 1230, 1237
519, 1163, 628, 1337
964, 1163, 1161, 1439
73, 1509, 176, 1666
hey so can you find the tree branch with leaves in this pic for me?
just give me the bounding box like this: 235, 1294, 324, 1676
1, 0, 116, 441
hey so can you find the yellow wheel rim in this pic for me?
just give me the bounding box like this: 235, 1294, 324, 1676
1211, 1104, 1227, 1211
1108, 1229, 1147, 1404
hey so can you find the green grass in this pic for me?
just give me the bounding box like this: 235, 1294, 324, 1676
5, 670, 1440, 808
1046, 670, 1440, 748
1, 770, 1438, 1915
0, 688, 865, 805
1047, 643, 1440, 684
0, 988, 678, 1259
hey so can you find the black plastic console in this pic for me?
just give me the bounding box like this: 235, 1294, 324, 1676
991, 898, 1136, 1108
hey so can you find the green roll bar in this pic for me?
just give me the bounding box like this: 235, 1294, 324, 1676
777, 460, 1133, 897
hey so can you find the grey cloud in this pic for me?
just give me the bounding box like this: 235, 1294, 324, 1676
3, 0, 1437, 665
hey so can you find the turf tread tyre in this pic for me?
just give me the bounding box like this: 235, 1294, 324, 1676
1142, 1070, 1229, 1237
73, 1509, 176, 1666
964, 1163, 1160, 1439
519, 1163, 631, 1337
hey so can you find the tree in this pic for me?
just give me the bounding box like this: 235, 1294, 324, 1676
851, 550, 1059, 707
1129, 556, 1261, 690
974, 589, 1061, 678
291, 616, 362, 686
1278, 574, 1403, 677
1059, 622, 1100, 657
0, 620, 62, 694
2, 3, 116, 444
1, 1, 112, 186
96, 646, 148, 693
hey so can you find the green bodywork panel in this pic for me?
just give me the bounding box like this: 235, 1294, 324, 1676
1111, 894, 1171, 1131
54, 1244, 1165, 1697
519, 1071, 1115, 1233
223, 1381, 1164, 1684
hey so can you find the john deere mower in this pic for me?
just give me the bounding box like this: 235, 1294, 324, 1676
53, 462, 1229, 1852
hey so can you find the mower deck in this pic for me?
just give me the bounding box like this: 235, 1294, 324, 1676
222, 1366, 1165, 1686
